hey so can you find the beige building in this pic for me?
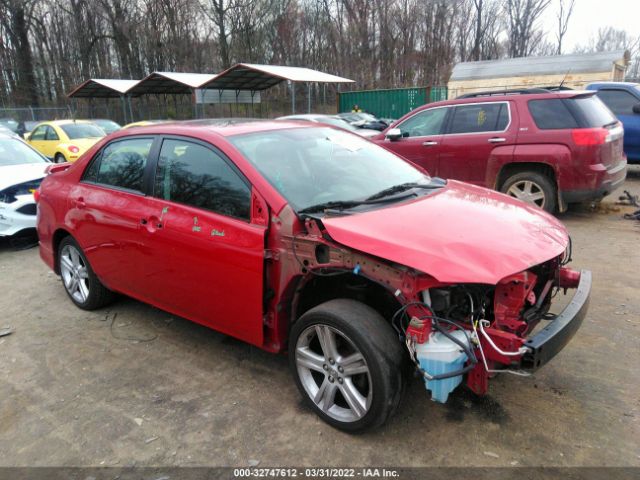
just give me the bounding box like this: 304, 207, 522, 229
448, 50, 628, 99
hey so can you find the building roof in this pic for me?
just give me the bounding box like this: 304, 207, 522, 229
67, 79, 140, 98
199, 63, 354, 91
450, 50, 628, 82
125, 72, 218, 95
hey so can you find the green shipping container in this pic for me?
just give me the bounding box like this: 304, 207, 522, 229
338, 86, 447, 119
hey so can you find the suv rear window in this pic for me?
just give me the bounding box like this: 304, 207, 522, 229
528, 95, 617, 130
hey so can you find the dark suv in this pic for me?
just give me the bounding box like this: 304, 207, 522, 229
374, 89, 627, 212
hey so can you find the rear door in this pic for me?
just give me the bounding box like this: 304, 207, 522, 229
140, 137, 266, 346
69, 136, 157, 293
595, 88, 640, 161
380, 106, 448, 175
438, 101, 516, 186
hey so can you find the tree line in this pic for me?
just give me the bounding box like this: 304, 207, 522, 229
0, 0, 638, 109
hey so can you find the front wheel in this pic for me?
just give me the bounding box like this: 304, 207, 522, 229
500, 171, 557, 213
54, 153, 66, 164
289, 299, 405, 432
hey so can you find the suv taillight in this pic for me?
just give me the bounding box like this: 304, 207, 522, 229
571, 128, 608, 146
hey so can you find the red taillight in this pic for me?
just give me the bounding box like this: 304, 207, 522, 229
33, 189, 40, 203
68, 145, 80, 153
571, 128, 608, 146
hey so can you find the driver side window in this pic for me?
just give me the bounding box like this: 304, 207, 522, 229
397, 108, 448, 138
30, 125, 46, 140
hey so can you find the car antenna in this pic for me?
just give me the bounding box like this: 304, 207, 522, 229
558, 69, 570, 90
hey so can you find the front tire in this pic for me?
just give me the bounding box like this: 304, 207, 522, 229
289, 299, 404, 432
500, 171, 557, 213
58, 236, 115, 310
54, 153, 66, 164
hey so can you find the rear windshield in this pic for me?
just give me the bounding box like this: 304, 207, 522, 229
528, 95, 617, 130
61, 123, 105, 139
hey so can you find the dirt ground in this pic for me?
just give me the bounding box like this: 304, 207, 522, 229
0, 168, 639, 468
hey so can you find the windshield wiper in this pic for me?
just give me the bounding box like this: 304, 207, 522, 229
365, 181, 442, 201
298, 192, 417, 215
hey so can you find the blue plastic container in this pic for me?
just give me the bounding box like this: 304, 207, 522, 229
415, 330, 469, 403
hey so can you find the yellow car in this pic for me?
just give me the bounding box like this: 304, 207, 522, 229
27, 120, 105, 163
121, 120, 167, 129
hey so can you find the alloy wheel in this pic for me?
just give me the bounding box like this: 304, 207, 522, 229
60, 244, 90, 304
295, 324, 372, 423
506, 180, 546, 208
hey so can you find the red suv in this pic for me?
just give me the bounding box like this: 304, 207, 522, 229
37, 121, 589, 431
374, 89, 627, 212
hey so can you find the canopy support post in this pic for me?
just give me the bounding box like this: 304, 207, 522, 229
127, 95, 134, 122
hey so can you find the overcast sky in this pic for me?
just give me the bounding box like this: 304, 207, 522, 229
539, 0, 639, 51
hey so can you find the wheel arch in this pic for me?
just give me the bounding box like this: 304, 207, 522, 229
290, 273, 403, 332
52, 228, 73, 274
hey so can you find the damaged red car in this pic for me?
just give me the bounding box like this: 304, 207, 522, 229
36, 121, 591, 432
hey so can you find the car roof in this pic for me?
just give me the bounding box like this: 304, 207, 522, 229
110, 119, 315, 138
37, 119, 93, 126
420, 90, 592, 110
588, 81, 640, 88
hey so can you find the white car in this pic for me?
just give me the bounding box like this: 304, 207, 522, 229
0, 132, 50, 238
277, 114, 379, 138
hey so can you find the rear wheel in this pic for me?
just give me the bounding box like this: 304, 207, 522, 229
500, 171, 556, 213
289, 299, 404, 432
58, 236, 115, 310
54, 153, 66, 164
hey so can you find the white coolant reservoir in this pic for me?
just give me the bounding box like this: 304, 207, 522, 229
414, 330, 470, 403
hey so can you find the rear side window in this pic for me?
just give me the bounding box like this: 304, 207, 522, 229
448, 103, 509, 134
528, 99, 579, 129
154, 139, 251, 220
529, 96, 617, 129
45, 126, 59, 141
84, 138, 153, 192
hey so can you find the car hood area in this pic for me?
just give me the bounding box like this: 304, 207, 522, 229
0, 163, 48, 191
321, 180, 569, 285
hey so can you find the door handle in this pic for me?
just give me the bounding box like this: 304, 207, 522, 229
74, 197, 85, 209
422, 140, 438, 146
488, 137, 506, 143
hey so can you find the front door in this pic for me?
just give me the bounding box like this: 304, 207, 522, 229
438, 102, 517, 186
28, 125, 56, 159
140, 137, 266, 346
380, 106, 449, 175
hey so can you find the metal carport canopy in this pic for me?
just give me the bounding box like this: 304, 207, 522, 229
198, 63, 354, 91
67, 79, 140, 98
125, 72, 218, 95
198, 63, 354, 113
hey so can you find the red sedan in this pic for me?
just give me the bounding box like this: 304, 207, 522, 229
36, 121, 590, 432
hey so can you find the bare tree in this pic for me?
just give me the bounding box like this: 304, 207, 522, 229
505, 0, 551, 58
555, 0, 575, 55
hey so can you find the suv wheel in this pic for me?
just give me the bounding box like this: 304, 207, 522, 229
289, 299, 404, 433
501, 171, 556, 213
58, 236, 115, 310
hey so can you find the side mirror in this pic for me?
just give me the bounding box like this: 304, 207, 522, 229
385, 128, 402, 141
633, 103, 640, 114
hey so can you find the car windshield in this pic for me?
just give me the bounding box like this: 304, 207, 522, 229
0, 119, 18, 132
0, 138, 47, 166
229, 127, 430, 212
60, 123, 105, 139
92, 120, 121, 134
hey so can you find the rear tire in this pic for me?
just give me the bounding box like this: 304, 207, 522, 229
58, 236, 115, 310
500, 171, 557, 213
289, 299, 405, 433
54, 153, 66, 164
